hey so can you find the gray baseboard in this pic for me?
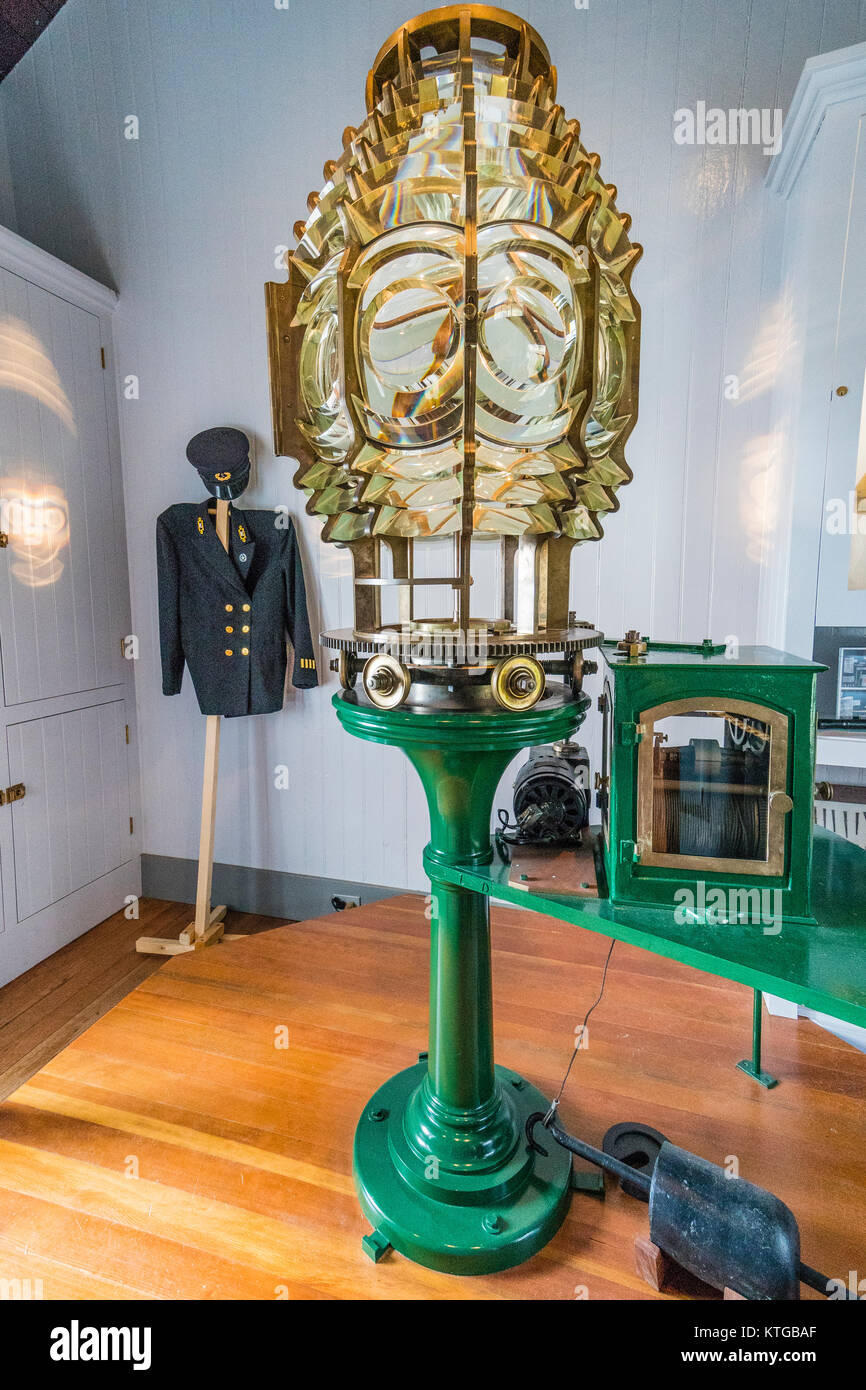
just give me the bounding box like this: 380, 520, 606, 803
140, 854, 406, 921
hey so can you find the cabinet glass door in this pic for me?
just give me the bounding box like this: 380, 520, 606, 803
636, 698, 791, 876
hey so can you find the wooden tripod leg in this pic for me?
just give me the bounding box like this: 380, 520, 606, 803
192, 713, 225, 938
137, 712, 227, 952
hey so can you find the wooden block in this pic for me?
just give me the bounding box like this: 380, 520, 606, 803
179, 904, 227, 947
191, 920, 225, 949
509, 841, 599, 897
138, 911, 226, 958
134, 937, 195, 957
634, 1235, 670, 1291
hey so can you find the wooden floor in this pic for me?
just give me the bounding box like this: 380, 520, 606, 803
0, 900, 285, 1102
0, 893, 863, 1300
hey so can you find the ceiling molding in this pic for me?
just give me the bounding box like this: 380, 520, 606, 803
767, 40, 866, 197
0, 222, 117, 316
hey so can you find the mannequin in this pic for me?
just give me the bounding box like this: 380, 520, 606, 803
137, 428, 250, 954
138, 428, 317, 954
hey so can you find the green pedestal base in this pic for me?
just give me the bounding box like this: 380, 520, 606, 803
736, 1059, 778, 1089
334, 690, 588, 1276
354, 1060, 573, 1275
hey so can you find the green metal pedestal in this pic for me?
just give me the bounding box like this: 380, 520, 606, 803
334, 691, 587, 1275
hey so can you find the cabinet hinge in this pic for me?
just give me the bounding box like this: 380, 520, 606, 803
1, 783, 26, 806
619, 838, 637, 864
129, 817, 134, 835
125, 724, 130, 745
100, 346, 106, 369
618, 721, 645, 746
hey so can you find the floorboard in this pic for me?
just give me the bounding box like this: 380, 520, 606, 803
0, 899, 285, 1101
0, 894, 863, 1300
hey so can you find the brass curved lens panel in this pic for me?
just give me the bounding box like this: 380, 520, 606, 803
266, 5, 640, 632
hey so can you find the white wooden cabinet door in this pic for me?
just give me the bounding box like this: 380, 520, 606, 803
0, 267, 126, 703
6, 701, 131, 921
0, 233, 140, 987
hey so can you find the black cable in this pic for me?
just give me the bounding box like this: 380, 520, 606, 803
547, 1115, 651, 1194
549, 936, 616, 1113
799, 1261, 859, 1299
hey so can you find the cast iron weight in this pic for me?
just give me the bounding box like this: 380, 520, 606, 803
526, 1112, 856, 1300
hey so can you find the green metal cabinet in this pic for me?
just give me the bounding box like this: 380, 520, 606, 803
598, 643, 825, 924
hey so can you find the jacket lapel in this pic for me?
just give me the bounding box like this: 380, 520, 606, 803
232, 511, 256, 585
193, 503, 248, 594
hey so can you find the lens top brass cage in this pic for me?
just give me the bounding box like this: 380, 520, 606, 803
266, 4, 641, 644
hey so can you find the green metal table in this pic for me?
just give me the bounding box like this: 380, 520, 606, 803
334, 691, 866, 1276
438, 827, 866, 1034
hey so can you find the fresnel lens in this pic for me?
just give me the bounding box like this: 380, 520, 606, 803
267, 4, 641, 711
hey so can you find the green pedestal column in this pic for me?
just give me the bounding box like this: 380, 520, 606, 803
334, 691, 587, 1275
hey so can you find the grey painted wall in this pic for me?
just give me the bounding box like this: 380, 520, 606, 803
1, 0, 864, 896
0, 105, 14, 229
141, 853, 404, 919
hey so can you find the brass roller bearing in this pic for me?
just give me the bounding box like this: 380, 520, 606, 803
338, 649, 357, 691
363, 653, 412, 709
571, 652, 585, 698
491, 655, 545, 712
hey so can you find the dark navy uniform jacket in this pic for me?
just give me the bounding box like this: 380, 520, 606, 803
157, 503, 318, 716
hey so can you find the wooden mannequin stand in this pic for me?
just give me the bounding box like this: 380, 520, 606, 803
137, 498, 231, 956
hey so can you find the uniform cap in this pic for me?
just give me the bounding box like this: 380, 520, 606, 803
186, 427, 251, 500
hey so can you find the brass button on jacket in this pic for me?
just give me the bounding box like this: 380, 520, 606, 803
157, 502, 318, 716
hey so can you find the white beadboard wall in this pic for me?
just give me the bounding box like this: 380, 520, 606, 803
0, 0, 864, 895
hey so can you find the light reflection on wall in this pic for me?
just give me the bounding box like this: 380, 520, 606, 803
734, 295, 795, 570
739, 431, 782, 567
0, 316, 76, 434
736, 294, 794, 404
683, 151, 735, 217
0, 479, 70, 588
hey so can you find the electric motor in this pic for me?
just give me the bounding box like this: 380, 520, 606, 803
511, 742, 591, 845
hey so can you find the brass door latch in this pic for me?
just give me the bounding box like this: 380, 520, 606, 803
0, 783, 26, 806
0, 532, 8, 548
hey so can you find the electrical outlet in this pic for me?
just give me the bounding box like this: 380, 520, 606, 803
331, 894, 361, 911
